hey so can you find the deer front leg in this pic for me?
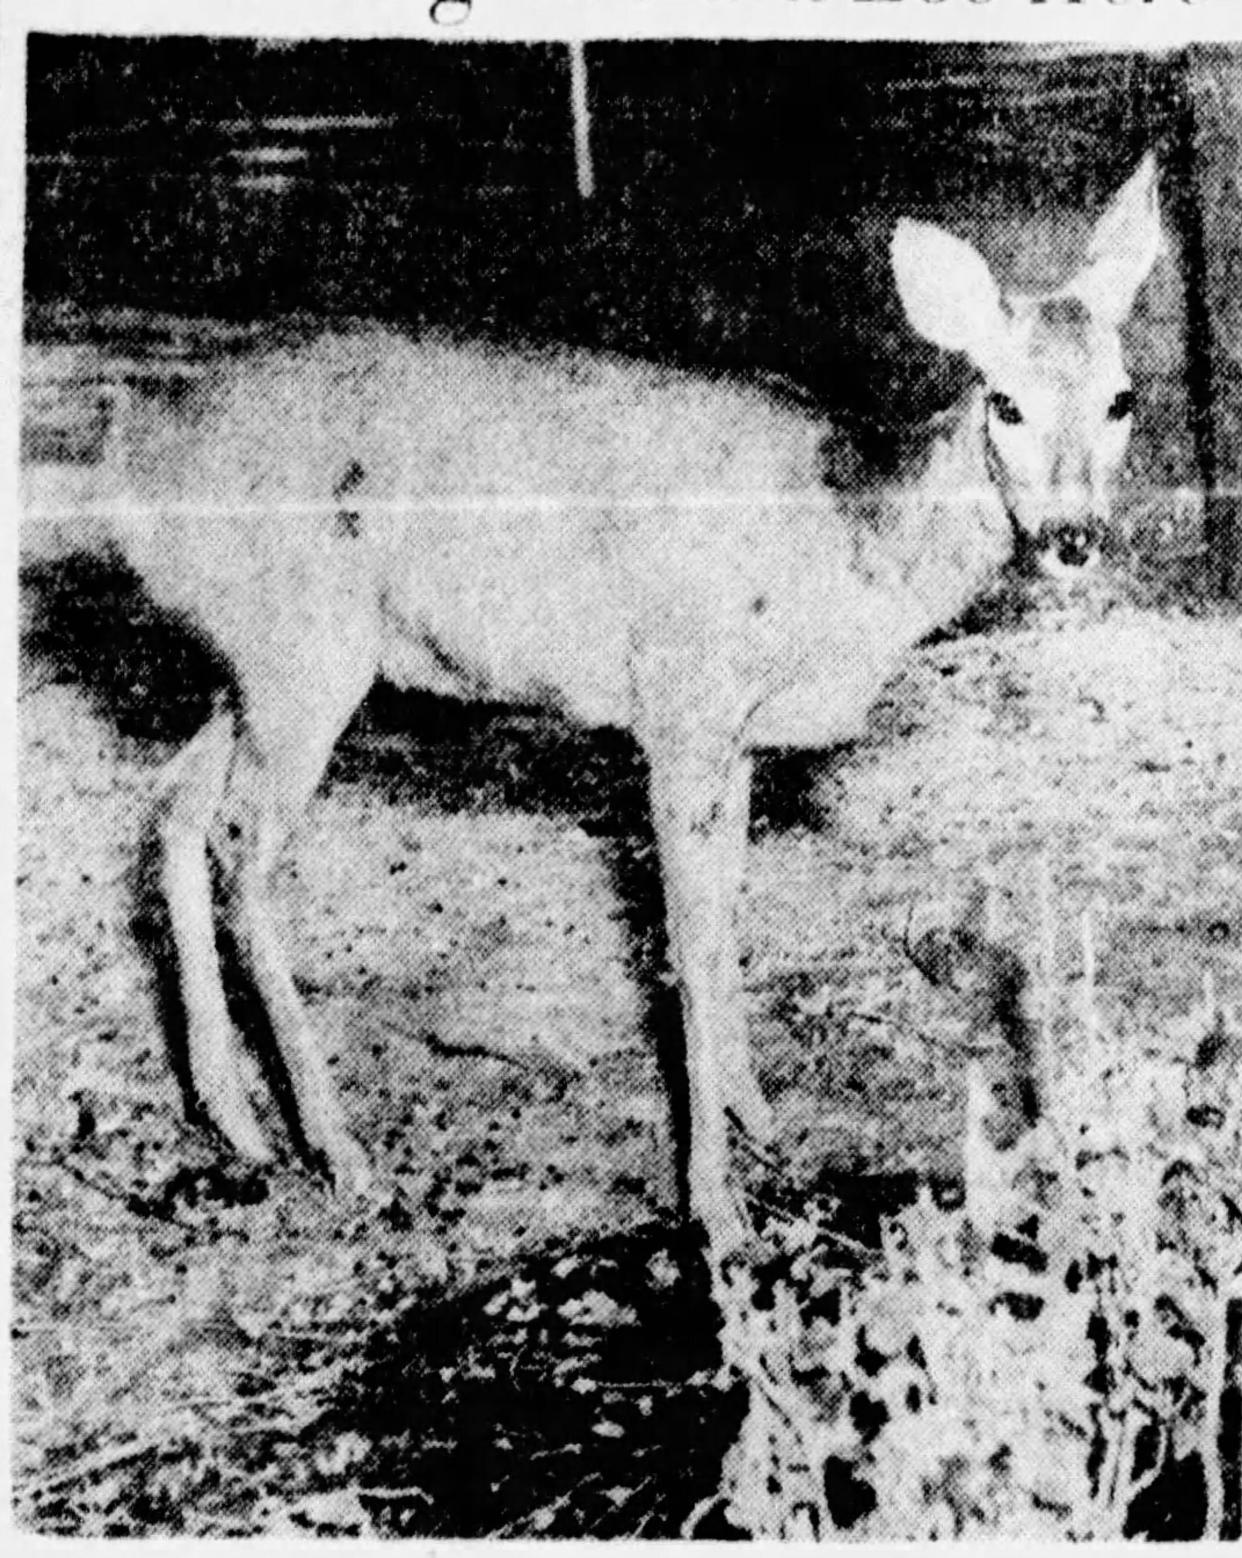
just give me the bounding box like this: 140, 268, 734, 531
645, 733, 770, 1255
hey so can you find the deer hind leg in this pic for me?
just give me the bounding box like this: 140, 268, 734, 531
215, 654, 377, 1194
645, 732, 771, 1255
158, 707, 272, 1164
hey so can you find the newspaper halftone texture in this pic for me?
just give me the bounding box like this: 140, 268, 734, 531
15, 27, 1242, 1541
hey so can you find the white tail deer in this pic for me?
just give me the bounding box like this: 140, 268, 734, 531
33, 156, 1161, 1255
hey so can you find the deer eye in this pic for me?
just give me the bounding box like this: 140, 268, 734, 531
1108, 389, 1136, 422
988, 393, 1024, 427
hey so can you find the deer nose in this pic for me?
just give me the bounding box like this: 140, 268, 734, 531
1048, 522, 1100, 571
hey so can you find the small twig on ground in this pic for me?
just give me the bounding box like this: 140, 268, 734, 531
355, 1483, 433, 1504
35, 1437, 152, 1496
1125, 1418, 1170, 1507
681, 1491, 727, 1538
727, 1113, 785, 1175
632, 1484, 673, 1538
22, 1147, 248, 1242
487, 1476, 596, 1539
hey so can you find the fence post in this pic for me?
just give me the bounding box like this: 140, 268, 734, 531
1174, 47, 1242, 599
567, 42, 595, 201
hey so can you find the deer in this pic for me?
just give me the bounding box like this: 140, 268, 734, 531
30, 153, 1162, 1259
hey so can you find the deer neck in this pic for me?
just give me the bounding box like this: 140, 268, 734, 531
852, 385, 1014, 645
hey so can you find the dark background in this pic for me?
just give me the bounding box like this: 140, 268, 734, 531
24, 39, 1186, 425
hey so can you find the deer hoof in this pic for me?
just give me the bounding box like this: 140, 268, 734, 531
318, 1131, 374, 1198
199, 1089, 273, 1168
690, 1154, 759, 1265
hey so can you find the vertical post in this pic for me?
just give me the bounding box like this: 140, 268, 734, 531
568, 41, 595, 201
1173, 48, 1242, 599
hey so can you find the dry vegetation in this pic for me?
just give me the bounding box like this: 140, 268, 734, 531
715, 902, 1242, 1540
17, 571, 1242, 1535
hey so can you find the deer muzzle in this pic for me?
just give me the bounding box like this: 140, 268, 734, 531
1045, 521, 1101, 573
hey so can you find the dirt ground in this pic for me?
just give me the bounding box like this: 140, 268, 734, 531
15, 535, 1242, 1532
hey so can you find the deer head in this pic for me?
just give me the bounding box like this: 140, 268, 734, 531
891, 153, 1163, 580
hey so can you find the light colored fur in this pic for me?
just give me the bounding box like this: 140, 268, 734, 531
31, 156, 1162, 1255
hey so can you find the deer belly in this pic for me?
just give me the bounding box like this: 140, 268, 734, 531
378, 559, 630, 728
747, 637, 900, 750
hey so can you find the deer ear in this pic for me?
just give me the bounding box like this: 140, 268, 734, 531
1069, 152, 1163, 324
891, 219, 1008, 371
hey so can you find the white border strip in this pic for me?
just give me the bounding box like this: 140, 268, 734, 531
1, 0, 1237, 47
